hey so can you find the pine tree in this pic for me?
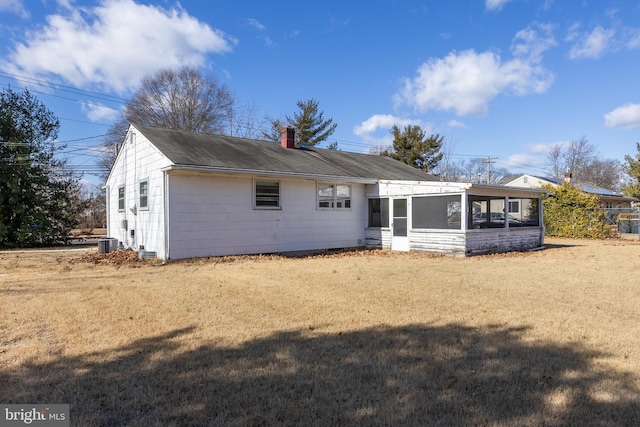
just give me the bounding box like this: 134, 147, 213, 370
382, 125, 444, 173
288, 99, 337, 147
0, 88, 84, 248
263, 99, 337, 147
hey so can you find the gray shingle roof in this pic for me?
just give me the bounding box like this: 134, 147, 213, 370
134, 123, 438, 182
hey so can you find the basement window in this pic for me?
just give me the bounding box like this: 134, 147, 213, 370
254, 180, 280, 209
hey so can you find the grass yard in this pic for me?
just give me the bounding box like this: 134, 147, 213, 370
1, 237, 640, 426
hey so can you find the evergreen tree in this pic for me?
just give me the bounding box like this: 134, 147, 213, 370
382, 125, 444, 173
0, 88, 84, 247
263, 99, 337, 147
622, 142, 640, 199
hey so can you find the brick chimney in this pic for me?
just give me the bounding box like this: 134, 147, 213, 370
280, 126, 295, 149
564, 172, 572, 183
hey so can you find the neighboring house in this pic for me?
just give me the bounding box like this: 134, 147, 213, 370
505, 174, 638, 210
104, 124, 546, 260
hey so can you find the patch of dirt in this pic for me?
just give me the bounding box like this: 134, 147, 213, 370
75, 248, 145, 266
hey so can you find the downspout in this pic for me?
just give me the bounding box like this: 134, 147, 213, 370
105, 185, 110, 235
163, 170, 170, 261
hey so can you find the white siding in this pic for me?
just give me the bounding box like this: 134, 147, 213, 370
409, 230, 466, 255
167, 172, 367, 259
365, 227, 391, 249
466, 228, 544, 255
105, 128, 171, 259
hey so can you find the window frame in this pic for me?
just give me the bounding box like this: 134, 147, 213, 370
368, 198, 389, 228
317, 182, 352, 211
254, 179, 281, 209
139, 179, 149, 210
412, 194, 462, 230
118, 186, 125, 212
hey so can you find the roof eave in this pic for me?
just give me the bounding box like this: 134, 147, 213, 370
161, 164, 379, 184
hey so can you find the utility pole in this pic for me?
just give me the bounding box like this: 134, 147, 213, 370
484, 157, 498, 184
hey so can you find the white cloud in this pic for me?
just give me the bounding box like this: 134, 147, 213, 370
604, 103, 640, 129
624, 28, 640, 50
2, 0, 236, 94
485, 0, 512, 11
395, 49, 553, 116
512, 22, 556, 62
0, 0, 28, 18
568, 26, 616, 59
395, 23, 554, 117
447, 120, 466, 128
353, 114, 427, 145
501, 153, 545, 170
248, 18, 266, 31
80, 102, 121, 122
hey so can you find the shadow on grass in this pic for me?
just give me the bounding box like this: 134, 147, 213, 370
2, 324, 639, 426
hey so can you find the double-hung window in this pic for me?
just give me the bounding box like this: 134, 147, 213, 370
139, 180, 149, 210
317, 183, 351, 210
118, 186, 125, 211
254, 180, 280, 208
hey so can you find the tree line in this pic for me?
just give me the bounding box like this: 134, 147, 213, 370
2, 64, 640, 247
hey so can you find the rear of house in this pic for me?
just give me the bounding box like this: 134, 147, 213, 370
105, 124, 545, 261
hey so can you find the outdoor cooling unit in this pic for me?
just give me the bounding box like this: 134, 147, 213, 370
98, 237, 119, 254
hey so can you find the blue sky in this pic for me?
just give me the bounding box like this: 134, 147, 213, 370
1, 0, 639, 188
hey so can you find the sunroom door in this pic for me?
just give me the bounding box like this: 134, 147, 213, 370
391, 198, 409, 251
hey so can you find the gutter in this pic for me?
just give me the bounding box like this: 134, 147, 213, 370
160, 164, 379, 184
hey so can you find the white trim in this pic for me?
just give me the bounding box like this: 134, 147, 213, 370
139, 178, 149, 210
253, 178, 281, 210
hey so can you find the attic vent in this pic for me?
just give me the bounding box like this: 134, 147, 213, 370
130, 133, 136, 145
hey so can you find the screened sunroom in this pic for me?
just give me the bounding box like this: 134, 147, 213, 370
365, 180, 546, 256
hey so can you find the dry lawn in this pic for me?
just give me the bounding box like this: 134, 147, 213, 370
1, 237, 639, 426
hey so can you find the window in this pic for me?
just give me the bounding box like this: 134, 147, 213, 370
507, 198, 540, 227
118, 186, 125, 211
139, 180, 148, 209
413, 195, 462, 229
255, 180, 280, 208
468, 196, 506, 229
368, 198, 389, 227
509, 200, 520, 214
317, 183, 351, 210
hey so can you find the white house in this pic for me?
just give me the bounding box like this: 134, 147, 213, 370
105, 124, 545, 260
505, 174, 637, 210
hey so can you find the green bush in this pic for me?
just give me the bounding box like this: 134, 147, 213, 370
542, 183, 610, 238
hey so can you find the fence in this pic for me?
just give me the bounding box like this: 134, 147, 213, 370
606, 208, 640, 237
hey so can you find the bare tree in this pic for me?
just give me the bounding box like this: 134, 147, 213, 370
580, 158, 622, 191
546, 143, 564, 179
126, 66, 233, 133
99, 66, 241, 181
368, 145, 392, 156
97, 117, 129, 181
227, 97, 265, 139
545, 136, 620, 189
563, 136, 595, 179
432, 137, 458, 180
